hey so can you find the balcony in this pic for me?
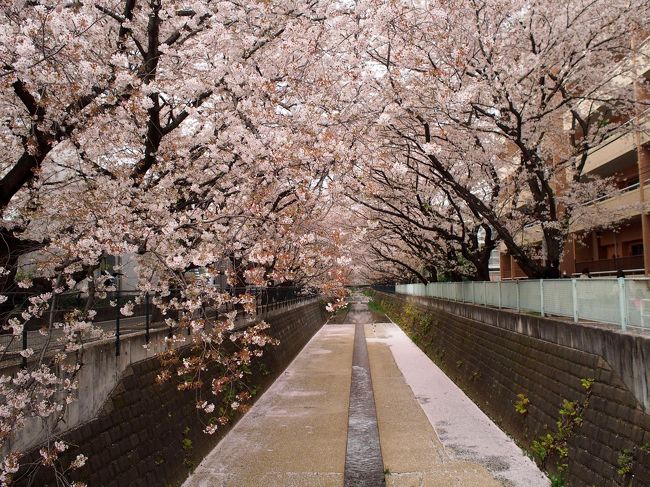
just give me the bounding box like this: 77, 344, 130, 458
583, 109, 650, 174
575, 255, 644, 275
574, 180, 648, 229
520, 180, 649, 244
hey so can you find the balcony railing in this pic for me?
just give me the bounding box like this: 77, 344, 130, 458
575, 255, 644, 274
582, 180, 643, 206
582, 107, 650, 173
520, 179, 648, 239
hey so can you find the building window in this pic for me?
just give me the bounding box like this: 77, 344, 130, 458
631, 243, 644, 256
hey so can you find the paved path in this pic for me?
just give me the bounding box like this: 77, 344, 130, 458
183, 294, 548, 487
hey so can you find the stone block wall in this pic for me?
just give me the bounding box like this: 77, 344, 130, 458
13, 301, 326, 487
398, 292, 650, 413
376, 292, 650, 487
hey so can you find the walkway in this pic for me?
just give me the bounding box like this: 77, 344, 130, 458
183, 294, 548, 487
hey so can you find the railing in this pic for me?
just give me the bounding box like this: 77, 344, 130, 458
395, 278, 650, 331
583, 107, 650, 162
575, 255, 644, 274
0, 287, 317, 367
255, 293, 317, 315
521, 179, 647, 233
582, 179, 646, 207
370, 284, 395, 294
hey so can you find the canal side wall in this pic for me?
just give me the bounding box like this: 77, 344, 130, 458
387, 292, 650, 413
374, 292, 650, 487
12, 300, 327, 487
4, 326, 180, 456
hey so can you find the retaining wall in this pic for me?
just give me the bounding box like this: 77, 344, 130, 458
11, 300, 326, 487
396, 293, 650, 412
4, 326, 178, 456
376, 292, 650, 487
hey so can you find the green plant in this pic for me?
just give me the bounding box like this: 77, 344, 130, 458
530, 379, 594, 472
549, 474, 566, 487
239, 361, 253, 376
559, 399, 579, 422
617, 449, 633, 476
367, 299, 385, 314
531, 433, 553, 463
515, 393, 530, 415
181, 438, 193, 451
580, 378, 594, 391
154, 456, 165, 465
258, 363, 271, 377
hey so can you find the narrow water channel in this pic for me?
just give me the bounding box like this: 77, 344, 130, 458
343, 294, 386, 487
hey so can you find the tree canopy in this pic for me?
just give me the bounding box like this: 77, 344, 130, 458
1, 0, 648, 483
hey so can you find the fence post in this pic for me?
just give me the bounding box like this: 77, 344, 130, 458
516, 280, 520, 312
168, 294, 174, 339
484, 281, 488, 306
572, 278, 578, 323
498, 280, 502, 309
21, 324, 28, 368
115, 285, 121, 356
618, 277, 627, 331
145, 292, 150, 344
540, 279, 545, 317
471, 281, 475, 305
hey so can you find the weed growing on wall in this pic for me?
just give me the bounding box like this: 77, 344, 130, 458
515, 394, 530, 415
530, 378, 594, 481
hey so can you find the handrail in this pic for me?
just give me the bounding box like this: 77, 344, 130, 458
520, 178, 649, 233
584, 107, 650, 158
582, 178, 650, 206
1, 287, 317, 366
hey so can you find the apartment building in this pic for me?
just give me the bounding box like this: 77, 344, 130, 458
500, 40, 650, 279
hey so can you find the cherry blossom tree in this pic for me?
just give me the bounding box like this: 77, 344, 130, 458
0, 1, 353, 484
2, 0, 647, 483
346, 145, 498, 282
351, 0, 649, 278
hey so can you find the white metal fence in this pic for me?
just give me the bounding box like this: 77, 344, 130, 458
395, 278, 650, 331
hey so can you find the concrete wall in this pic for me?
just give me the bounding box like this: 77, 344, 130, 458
376, 292, 650, 487
3, 326, 179, 456
395, 293, 650, 413
10, 299, 326, 487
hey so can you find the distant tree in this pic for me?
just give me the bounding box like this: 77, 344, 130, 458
347, 153, 497, 281
352, 0, 649, 278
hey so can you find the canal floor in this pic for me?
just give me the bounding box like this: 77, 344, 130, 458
182, 294, 548, 487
